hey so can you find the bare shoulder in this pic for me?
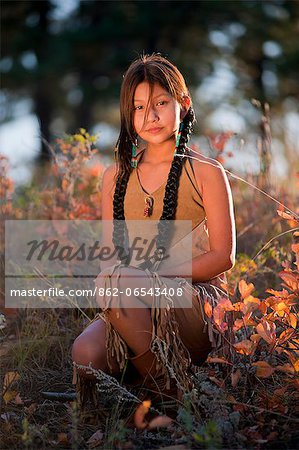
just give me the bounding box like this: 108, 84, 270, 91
187, 149, 227, 196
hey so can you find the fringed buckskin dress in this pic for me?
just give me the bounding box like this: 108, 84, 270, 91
75, 150, 234, 403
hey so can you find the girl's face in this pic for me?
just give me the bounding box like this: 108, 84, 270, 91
133, 82, 188, 145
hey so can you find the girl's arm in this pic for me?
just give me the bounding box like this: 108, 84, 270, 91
99, 163, 118, 271
161, 159, 236, 283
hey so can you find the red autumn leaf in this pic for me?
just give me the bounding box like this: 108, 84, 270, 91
134, 400, 151, 429
266, 295, 296, 310
250, 334, 262, 343
288, 313, 297, 329
89, 163, 105, 178
266, 431, 279, 442
289, 356, 299, 373
57, 433, 69, 445
266, 288, 289, 298
273, 386, 288, 397
209, 376, 225, 388
279, 271, 299, 292
204, 300, 213, 318
258, 301, 267, 315
61, 178, 69, 192
291, 243, 299, 254
213, 305, 228, 332
147, 415, 173, 430
243, 296, 260, 313
278, 328, 295, 344
256, 321, 276, 345
206, 356, 232, 365
217, 297, 234, 311
276, 209, 299, 222
233, 339, 257, 356
226, 394, 237, 403
231, 368, 241, 387
208, 131, 235, 153
233, 313, 256, 331
252, 361, 275, 378
243, 295, 260, 307
275, 364, 295, 374
87, 429, 104, 446
232, 301, 244, 312
238, 280, 255, 299
233, 318, 244, 332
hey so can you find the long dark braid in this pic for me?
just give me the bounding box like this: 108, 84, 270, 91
112, 107, 195, 268
155, 108, 195, 260
112, 127, 133, 264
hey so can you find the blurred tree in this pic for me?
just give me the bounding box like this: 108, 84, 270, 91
1, 0, 298, 166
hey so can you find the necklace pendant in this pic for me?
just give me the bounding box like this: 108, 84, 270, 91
144, 196, 154, 217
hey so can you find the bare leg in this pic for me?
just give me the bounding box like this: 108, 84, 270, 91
72, 318, 121, 379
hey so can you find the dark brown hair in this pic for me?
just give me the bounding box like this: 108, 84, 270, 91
113, 53, 196, 268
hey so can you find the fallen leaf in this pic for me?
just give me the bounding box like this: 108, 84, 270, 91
273, 386, 288, 396
2, 371, 20, 404
206, 356, 232, 365
275, 364, 295, 374
3, 389, 18, 405
2, 371, 20, 391
226, 394, 237, 403
87, 429, 104, 447
134, 400, 151, 429
231, 368, 241, 387
252, 361, 275, 378
14, 393, 23, 405
24, 403, 37, 415
148, 415, 173, 429
57, 433, 68, 445
209, 376, 225, 388
266, 431, 279, 441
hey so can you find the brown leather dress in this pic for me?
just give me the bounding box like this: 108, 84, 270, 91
88, 149, 233, 399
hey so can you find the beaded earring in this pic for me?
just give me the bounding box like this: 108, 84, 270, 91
174, 122, 184, 156
131, 138, 138, 168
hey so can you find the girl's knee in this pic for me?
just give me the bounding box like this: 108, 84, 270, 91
72, 333, 103, 368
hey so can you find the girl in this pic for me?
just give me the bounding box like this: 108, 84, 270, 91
72, 53, 236, 406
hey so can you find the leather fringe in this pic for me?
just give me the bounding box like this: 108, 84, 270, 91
74, 261, 234, 407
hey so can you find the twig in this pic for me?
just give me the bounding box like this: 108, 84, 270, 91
185, 149, 299, 220
252, 227, 299, 261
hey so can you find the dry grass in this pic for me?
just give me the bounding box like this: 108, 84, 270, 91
1, 127, 298, 449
